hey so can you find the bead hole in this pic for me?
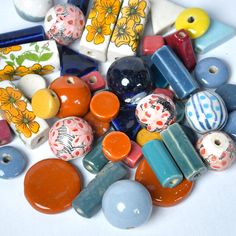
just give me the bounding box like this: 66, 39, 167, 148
1, 154, 12, 164
37, 136, 45, 144
169, 179, 178, 186
67, 77, 75, 84
47, 15, 52, 22
215, 139, 221, 146
87, 51, 93, 56
187, 16, 195, 23
209, 66, 218, 74
178, 31, 186, 38
50, 91, 57, 98
88, 76, 97, 84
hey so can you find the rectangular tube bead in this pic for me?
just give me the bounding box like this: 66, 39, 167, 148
142, 140, 183, 188
151, 45, 199, 99
161, 123, 207, 181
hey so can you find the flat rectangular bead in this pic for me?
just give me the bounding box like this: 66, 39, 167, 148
107, 0, 150, 61
0, 114, 12, 146
142, 35, 164, 55
72, 162, 128, 218
161, 123, 207, 181
194, 18, 236, 54
151, 45, 199, 99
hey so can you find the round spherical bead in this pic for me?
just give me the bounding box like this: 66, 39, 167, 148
196, 131, 236, 171
49, 117, 94, 161
135, 93, 176, 132
195, 57, 229, 88
44, 3, 85, 45
185, 91, 228, 134
102, 180, 152, 229
107, 56, 153, 105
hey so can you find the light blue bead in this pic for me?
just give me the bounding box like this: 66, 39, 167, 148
223, 111, 236, 142
102, 180, 152, 229
195, 57, 229, 88
194, 18, 236, 54
0, 146, 26, 179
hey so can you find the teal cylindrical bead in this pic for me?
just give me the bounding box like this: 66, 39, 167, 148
142, 140, 183, 188
83, 137, 109, 174
72, 162, 128, 218
161, 123, 207, 181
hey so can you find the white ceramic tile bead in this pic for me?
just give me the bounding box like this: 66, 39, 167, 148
107, 0, 150, 61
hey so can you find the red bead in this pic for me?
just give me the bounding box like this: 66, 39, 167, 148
0, 119, 12, 146
164, 29, 196, 71
142, 35, 165, 55
153, 88, 174, 100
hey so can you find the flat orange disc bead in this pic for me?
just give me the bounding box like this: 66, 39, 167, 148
102, 131, 131, 162
135, 159, 194, 207
90, 91, 120, 122
24, 159, 81, 214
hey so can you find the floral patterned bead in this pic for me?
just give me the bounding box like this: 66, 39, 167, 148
49, 117, 94, 161
135, 93, 176, 132
196, 131, 236, 171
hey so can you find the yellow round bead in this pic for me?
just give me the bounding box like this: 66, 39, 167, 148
175, 8, 210, 39
32, 89, 60, 119
136, 128, 162, 147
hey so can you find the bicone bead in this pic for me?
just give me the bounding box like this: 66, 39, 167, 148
49, 117, 94, 161
196, 131, 236, 171
194, 57, 229, 88
185, 90, 228, 134
0, 117, 12, 146
142, 35, 164, 55
175, 8, 210, 39
223, 111, 236, 142
102, 180, 152, 229
136, 128, 162, 147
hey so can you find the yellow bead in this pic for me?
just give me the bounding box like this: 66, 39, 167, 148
136, 128, 162, 147
175, 8, 210, 39
32, 89, 60, 119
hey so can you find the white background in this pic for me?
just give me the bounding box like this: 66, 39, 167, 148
0, 0, 236, 236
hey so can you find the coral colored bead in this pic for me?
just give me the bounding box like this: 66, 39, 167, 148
136, 128, 162, 147
49, 75, 91, 118
142, 35, 164, 55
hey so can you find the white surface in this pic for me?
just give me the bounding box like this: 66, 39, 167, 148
0, 0, 236, 236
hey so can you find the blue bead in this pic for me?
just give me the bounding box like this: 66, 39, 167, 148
181, 125, 198, 144
223, 111, 236, 142
0, 146, 26, 179
67, 0, 89, 15
215, 84, 236, 112
102, 180, 152, 229
194, 18, 236, 54
194, 57, 229, 88
176, 101, 185, 123
151, 45, 199, 99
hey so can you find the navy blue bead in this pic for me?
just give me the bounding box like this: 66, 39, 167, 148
60, 46, 99, 77
181, 125, 198, 145
223, 111, 236, 142
0, 146, 26, 179
215, 84, 236, 112
107, 56, 153, 105
67, 0, 89, 15
195, 57, 229, 88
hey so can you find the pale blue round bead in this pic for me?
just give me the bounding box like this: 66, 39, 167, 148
102, 180, 152, 229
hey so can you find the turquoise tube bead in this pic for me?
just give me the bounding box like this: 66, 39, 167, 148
72, 162, 128, 218
142, 140, 183, 188
161, 123, 207, 181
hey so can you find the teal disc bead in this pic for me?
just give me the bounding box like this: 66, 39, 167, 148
142, 140, 183, 188
161, 123, 207, 181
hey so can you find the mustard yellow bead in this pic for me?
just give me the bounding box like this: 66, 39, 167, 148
136, 128, 162, 147
32, 89, 60, 119
175, 8, 210, 39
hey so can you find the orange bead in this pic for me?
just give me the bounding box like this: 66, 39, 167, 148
102, 131, 131, 162
90, 91, 120, 122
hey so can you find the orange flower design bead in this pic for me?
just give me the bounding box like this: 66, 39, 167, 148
0, 45, 22, 55
0, 65, 15, 81
29, 63, 55, 75
129, 23, 144, 51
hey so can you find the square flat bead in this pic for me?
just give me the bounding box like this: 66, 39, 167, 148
0, 119, 12, 146
142, 35, 164, 55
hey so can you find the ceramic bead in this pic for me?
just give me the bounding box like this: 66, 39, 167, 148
17, 74, 46, 99
24, 159, 81, 214
0, 81, 49, 149
72, 162, 128, 218
153, 88, 174, 100
107, 56, 153, 105
150, 0, 185, 34
49, 117, 94, 161
0, 26, 45, 48
136, 93, 176, 132
0, 40, 60, 81
67, 0, 89, 15
79, 0, 123, 62
223, 111, 236, 142
185, 90, 228, 134
49, 75, 91, 118
151, 45, 199, 99
193, 18, 236, 54
0, 115, 12, 146
44, 3, 85, 45
136, 128, 161, 147
14, 0, 53, 22
135, 159, 194, 207
215, 84, 236, 112
102, 180, 152, 229
195, 57, 229, 88
165, 29, 196, 71
141, 35, 164, 55
161, 123, 207, 181
142, 140, 183, 188
176, 101, 185, 123
32, 89, 60, 119
196, 131, 236, 171
175, 8, 210, 39
107, 0, 150, 61
0, 146, 26, 179
181, 125, 198, 145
